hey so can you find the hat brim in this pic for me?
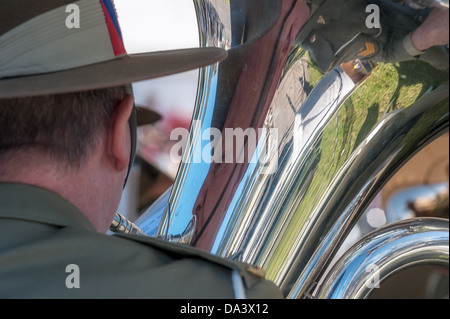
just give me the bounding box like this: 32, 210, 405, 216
0, 47, 227, 98
136, 106, 161, 126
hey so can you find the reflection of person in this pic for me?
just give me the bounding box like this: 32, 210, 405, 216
297, 0, 449, 71
0, 0, 282, 299
400, 6, 449, 69
362, 3, 450, 69
411, 7, 449, 52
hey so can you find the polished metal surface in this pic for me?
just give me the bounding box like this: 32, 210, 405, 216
110, 213, 146, 236
411, 0, 449, 8
385, 182, 449, 222
154, 39, 222, 241
438, 0, 450, 8
151, 0, 311, 248
133, 0, 449, 299
315, 218, 449, 299
285, 83, 449, 298
135, 186, 172, 237
195, 0, 232, 50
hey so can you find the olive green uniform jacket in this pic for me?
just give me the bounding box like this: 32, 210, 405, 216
0, 183, 283, 299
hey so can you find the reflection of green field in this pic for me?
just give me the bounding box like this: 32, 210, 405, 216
265, 60, 449, 281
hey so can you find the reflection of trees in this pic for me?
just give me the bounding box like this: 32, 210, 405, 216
353, 103, 380, 152
395, 97, 449, 167
389, 60, 449, 111
266, 59, 448, 279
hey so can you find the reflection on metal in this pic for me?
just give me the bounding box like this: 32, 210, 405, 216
437, 0, 450, 8
195, 0, 232, 49
110, 213, 146, 236
135, 0, 449, 299
410, 0, 449, 9
385, 183, 449, 222
136, 185, 198, 244
316, 218, 449, 299
152, 44, 222, 242
135, 186, 173, 237
285, 84, 449, 298
160, 216, 198, 244
151, 0, 311, 249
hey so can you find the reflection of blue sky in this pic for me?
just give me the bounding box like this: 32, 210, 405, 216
167, 72, 220, 236
114, 0, 200, 118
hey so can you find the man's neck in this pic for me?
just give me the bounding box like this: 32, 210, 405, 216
0, 151, 118, 233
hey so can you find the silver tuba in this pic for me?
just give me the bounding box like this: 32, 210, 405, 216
114, 0, 449, 298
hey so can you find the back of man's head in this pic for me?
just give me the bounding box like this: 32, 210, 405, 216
0, 86, 128, 175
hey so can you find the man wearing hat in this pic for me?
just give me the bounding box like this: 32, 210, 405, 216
0, 0, 283, 298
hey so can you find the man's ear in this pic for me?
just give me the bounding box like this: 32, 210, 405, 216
107, 94, 135, 172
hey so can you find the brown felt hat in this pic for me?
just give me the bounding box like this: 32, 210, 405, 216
0, 0, 227, 98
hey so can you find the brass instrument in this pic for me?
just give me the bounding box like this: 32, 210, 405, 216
112, 0, 449, 298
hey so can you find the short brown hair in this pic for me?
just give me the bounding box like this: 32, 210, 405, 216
0, 86, 129, 169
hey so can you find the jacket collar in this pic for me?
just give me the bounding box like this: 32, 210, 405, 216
0, 182, 96, 231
